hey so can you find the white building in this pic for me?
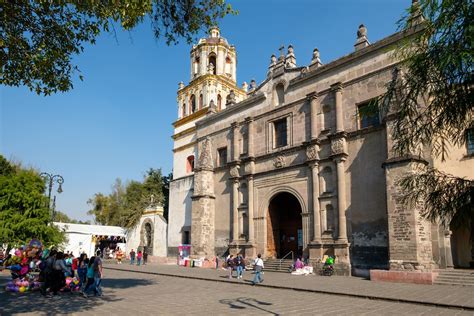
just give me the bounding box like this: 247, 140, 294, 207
55, 222, 126, 258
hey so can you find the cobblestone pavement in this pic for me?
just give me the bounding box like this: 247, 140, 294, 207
104, 263, 474, 310
0, 268, 472, 315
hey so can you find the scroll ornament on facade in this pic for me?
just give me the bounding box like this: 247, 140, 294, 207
306, 144, 319, 161
273, 155, 286, 168
229, 165, 240, 178
331, 138, 345, 155
198, 137, 213, 169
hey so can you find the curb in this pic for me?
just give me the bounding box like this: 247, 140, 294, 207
104, 266, 474, 311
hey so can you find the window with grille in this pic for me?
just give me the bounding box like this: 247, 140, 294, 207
467, 128, 474, 155
217, 147, 227, 167
358, 100, 380, 129
273, 118, 287, 148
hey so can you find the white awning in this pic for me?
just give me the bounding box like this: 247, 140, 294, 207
54, 222, 126, 237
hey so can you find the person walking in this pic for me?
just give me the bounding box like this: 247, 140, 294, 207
129, 249, 136, 265
226, 255, 234, 279
252, 254, 264, 285
143, 250, 148, 265
137, 250, 143, 266
116, 248, 123, 264
234, 254, 245, 279
51, 252, 68, 295
40, 249, 57, 296
93, 256, 103, 296
77, 253, 88, 290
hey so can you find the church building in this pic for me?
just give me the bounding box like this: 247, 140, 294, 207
168, 20, 473, 276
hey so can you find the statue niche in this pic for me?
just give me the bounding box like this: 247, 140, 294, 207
140, 220, 154, 256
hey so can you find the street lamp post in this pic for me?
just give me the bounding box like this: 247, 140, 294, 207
40, 172, 64, 222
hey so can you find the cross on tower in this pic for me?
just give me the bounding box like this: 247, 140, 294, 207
279, 45, 285, 60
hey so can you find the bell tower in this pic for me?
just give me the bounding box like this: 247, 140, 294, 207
168, 27, 247, 258
176, 26, 246, 120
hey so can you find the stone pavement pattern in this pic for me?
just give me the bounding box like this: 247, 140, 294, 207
0, 268, 472, 315
104, 263, 474, 309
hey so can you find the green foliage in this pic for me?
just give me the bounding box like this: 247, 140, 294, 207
87, 168, 168, 228
0, 157, 64, 247
55, 210, 91, 224
384, 0, 473, 158
0, 1, 235, 95
0, 155, 16, 176
400, 168, 473, 230
377, 1, 473, 229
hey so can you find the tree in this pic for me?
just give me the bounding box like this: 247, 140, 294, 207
0, 156, 64, 248
377, 0, 473, 247
0, 1, 234, 95
55, 210, 91, 224
87, 168, 168, 228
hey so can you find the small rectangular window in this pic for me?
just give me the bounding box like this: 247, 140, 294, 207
358, 101, 380, 129
217, 147, 227, 167
273, 118, 287, 148
467, 128, 474, 155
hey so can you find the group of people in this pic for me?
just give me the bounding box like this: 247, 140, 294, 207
128, 249, 148, 265
40, 250, 103, 297
225, 253, 265, 285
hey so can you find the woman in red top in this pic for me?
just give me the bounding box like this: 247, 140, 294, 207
137, 251, 143, 266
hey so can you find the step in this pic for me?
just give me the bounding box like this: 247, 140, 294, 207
434, 281, 474, 287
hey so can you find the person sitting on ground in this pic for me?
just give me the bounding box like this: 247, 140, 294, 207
294, 257, 304, 270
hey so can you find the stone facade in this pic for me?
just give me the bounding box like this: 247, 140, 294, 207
168, 24, 473, 275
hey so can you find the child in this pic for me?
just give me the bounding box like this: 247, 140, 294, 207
83, 257, 96, 297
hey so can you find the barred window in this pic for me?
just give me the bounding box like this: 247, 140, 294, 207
358, 101, 380, 129
273, 118, 287, 148
467, 128, 474, 155
217, 147, 227, 167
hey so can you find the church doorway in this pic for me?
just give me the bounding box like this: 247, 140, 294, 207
267, 192, 303, 258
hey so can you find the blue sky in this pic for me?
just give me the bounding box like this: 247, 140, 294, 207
1, 0, 410, 221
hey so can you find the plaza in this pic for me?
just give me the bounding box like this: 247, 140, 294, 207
1, 264, 473, 315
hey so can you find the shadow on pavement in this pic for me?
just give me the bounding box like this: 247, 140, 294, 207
219, 297, 278, 315
103, 278, 155, 289
0, 277, 155, 315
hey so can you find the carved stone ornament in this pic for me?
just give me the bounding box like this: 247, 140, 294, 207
331, 138, 345, 155
273, 155, 286, 169
306, 144, 319, 161
198, 137, 213, 169
357, 24, 367, 38
229, 165, 240, 178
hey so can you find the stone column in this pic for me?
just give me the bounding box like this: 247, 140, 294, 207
248, 175, 255, 242
307, 92, 319, 140
335, 156, 348, 241
231, 122, 239, 161
232, 179, 239, 241
332, 83, 344, 132
191, 138, 216, 258
246, 117, 255, 157
311, 162, 321, 242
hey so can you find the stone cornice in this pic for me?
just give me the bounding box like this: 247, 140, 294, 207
178, 74, 245, 97
382, 155, 429, 168
196, 92, 266, 127
173, 107, 209, 128
172, 126, 196, 140
289, 24, 425, 88
172, 141, 197, 153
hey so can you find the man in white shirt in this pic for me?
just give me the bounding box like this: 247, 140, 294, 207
252, 254, 264, 285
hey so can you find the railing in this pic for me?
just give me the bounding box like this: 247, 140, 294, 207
279, 251, 294, 271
